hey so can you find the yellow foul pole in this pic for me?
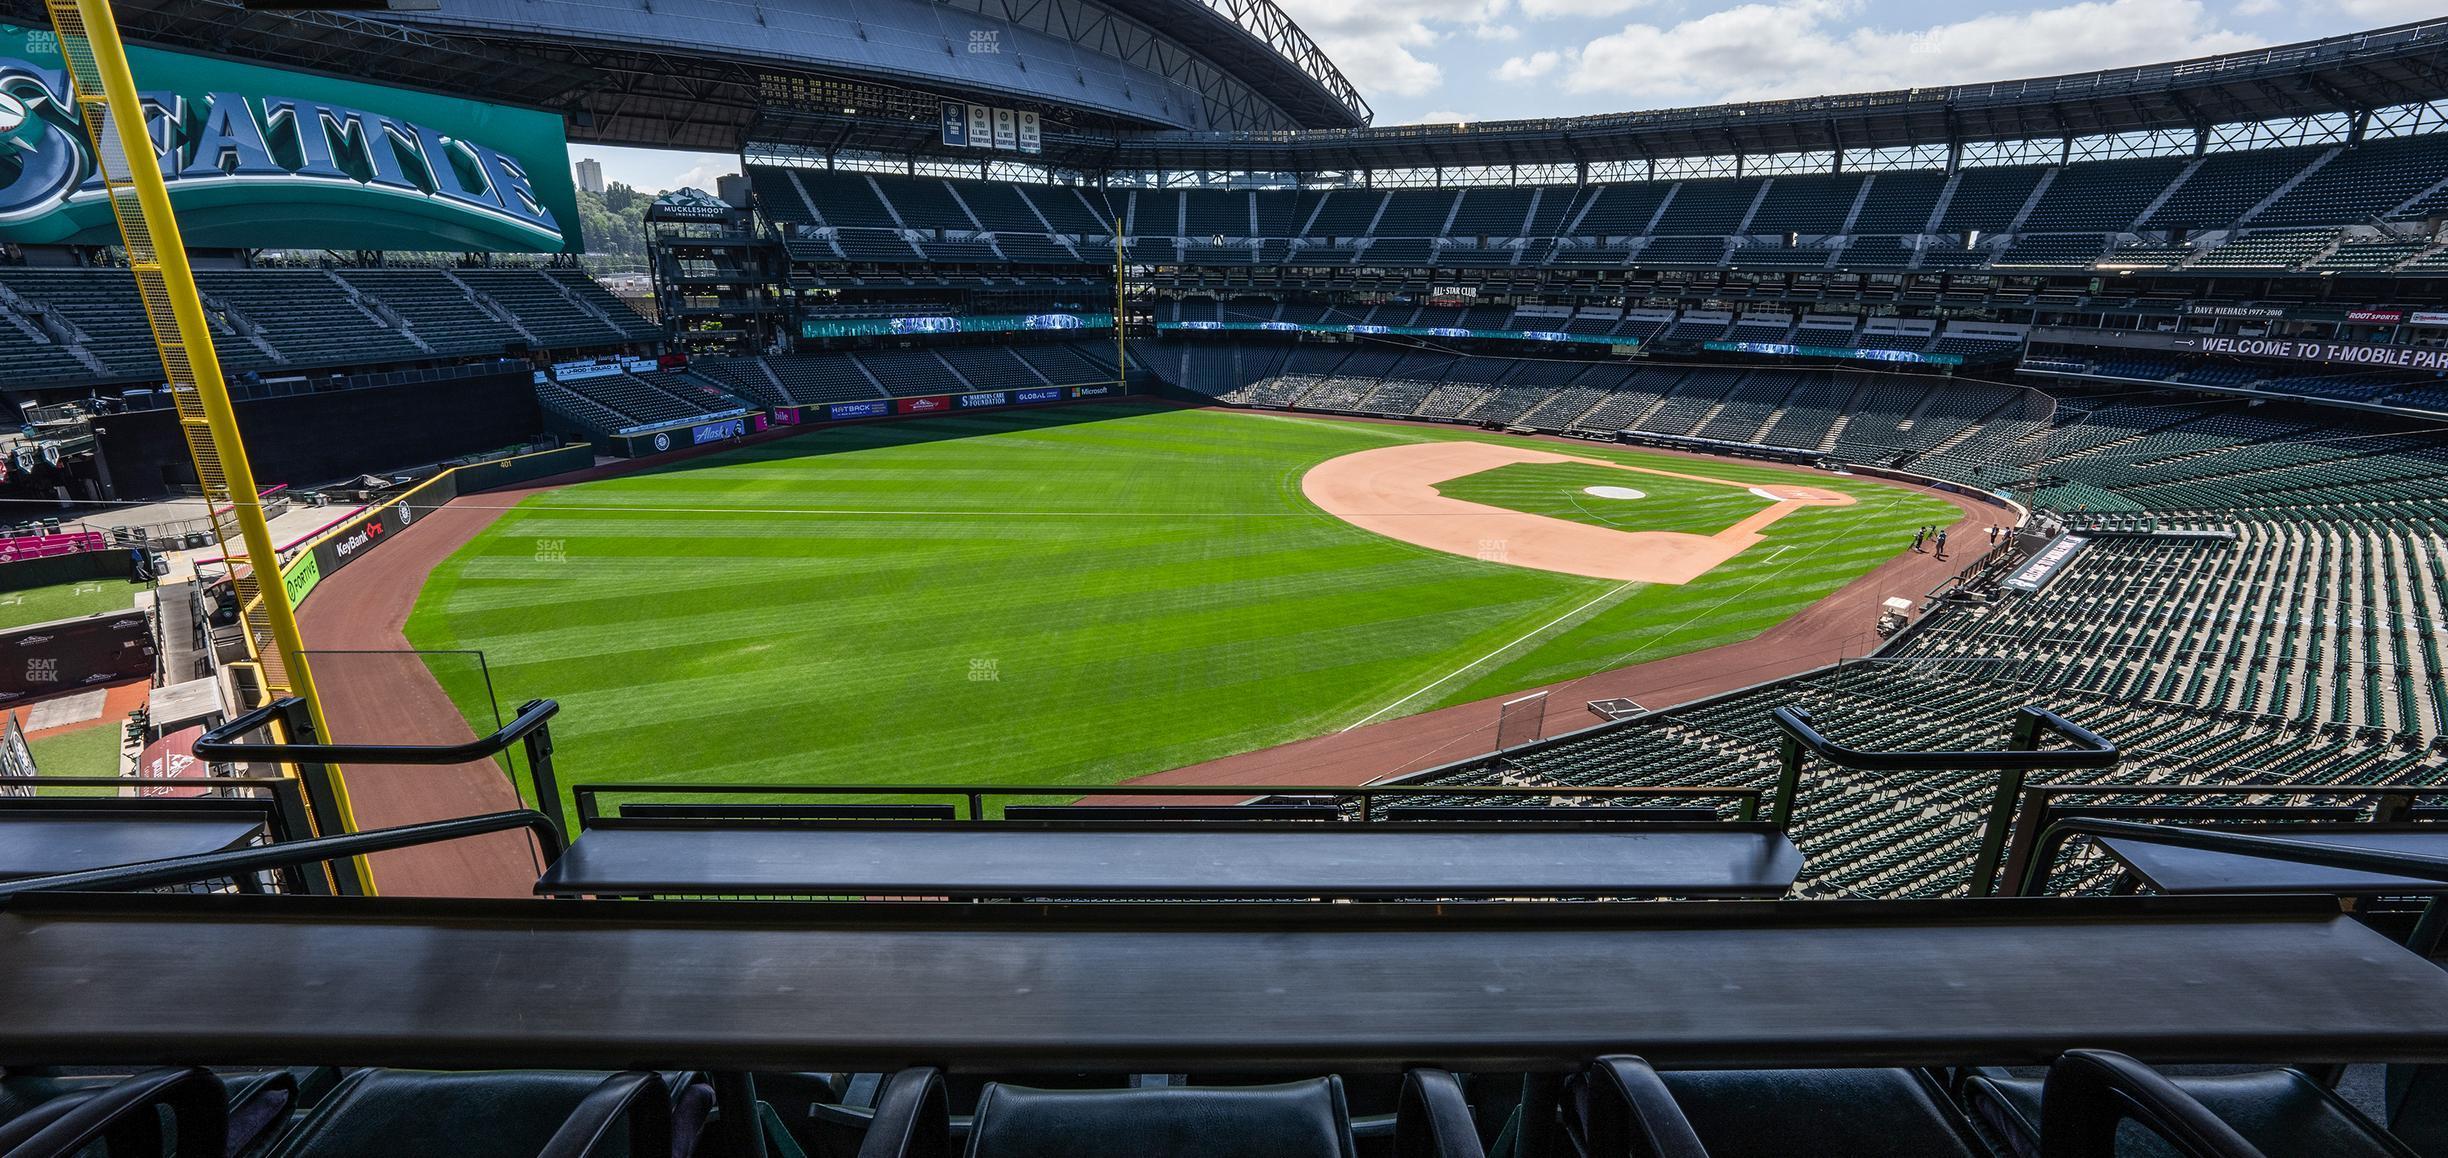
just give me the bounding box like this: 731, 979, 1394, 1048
46, 0, 371, 891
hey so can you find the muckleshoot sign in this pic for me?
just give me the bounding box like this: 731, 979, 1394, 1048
0, 24, 581, 252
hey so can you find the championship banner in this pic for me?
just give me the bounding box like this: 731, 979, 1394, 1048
992, 108, 1018, 150
0, 23, 581, 252
1016, 111, 1041, 154
966, 105, 993, 148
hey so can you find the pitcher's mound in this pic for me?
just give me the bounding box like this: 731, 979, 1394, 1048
1584, 485, 1647, 500
1302, 441, 1854, 585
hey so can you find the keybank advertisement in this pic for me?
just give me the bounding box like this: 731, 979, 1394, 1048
0, 24, 581, 252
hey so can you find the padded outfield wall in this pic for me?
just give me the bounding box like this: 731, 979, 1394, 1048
96, 368, 545, 498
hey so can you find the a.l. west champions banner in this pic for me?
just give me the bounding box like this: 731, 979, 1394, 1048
0, 24, 582, 252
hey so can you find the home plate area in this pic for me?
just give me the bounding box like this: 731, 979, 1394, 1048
1300, 441, 1856, 585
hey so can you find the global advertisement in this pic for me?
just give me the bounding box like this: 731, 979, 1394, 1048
801, 312, 1114, 340
1015, 387, 1063, 403
0, 24, 581, 252
282, 549, 321, 607
1158, 320, 1630, 348
1702, 340, 1965, 367
2032, 325, 2448, 371
691, 417, 749, 445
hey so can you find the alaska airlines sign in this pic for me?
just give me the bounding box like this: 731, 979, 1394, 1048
0, 24, 580, 252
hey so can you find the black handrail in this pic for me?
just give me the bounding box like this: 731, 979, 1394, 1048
1769, 704, 2119, 896
567, 782, 1768, 828
0, 810, 565, 899
1770, 705, 2118, 771
193, 696, 565, 851
2015, 817, 2448, 898
194, 697, 559, 766
2015, 816, 2448, 954
1995, 782, 2444, 904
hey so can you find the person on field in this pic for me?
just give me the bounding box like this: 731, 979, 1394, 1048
1912, 529, 1926, 553
1935, 529, 1949, 560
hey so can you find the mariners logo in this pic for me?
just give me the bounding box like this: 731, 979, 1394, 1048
0, 24, 574, 252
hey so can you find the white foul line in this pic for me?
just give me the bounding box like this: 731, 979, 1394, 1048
1341, 579, 1637, 732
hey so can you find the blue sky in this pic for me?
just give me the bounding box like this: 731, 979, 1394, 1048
572, 0, 2442, 192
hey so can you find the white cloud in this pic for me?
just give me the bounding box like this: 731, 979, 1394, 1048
2231, 0, 2281, 14
2329, 0, 2443, 22
1273, 0, 1511, 99
1563, 0, 2269, 104
1519, 0, 1651, 19
1473, 22, 1523, 40
1410, 110, 1476, 125
576, 144, 736, 194
1496, 51, 1564, 81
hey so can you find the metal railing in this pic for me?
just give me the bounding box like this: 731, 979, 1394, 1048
1999, 782, 2448, 901
1770, 703, 2120, 896
193, 697, 566, 880
2011, 814, 2448, 953
0, 810, 565, 898
568, 781, 1772, 830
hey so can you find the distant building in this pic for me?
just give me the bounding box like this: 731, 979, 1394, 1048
574, 158, 605, 195
716, 173, 749, 207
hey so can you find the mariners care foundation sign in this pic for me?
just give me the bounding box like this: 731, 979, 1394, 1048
0, 24, 581, 252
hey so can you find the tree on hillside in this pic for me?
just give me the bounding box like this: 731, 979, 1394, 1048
573, 181, 649, 274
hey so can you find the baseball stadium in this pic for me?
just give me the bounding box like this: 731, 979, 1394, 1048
3, 0, 2448, 1151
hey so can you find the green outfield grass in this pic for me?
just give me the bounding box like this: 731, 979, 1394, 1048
0, 578, 136, 631
27, 721, 124, 795
1434, 461, 1774, 535
405, 403, 1955, 803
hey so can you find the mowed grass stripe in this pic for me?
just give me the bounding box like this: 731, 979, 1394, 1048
406, 403, 1955, 799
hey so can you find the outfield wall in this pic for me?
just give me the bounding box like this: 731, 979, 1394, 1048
0, 549, 137, 593
98, 369, 544, 498
279, 444, 593, 610
581, 381, 1137, 458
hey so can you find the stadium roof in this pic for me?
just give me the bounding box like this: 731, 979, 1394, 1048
1030, 20, 2448, 174
1090, 0, 1368, 129
11, 0, 1363, 146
